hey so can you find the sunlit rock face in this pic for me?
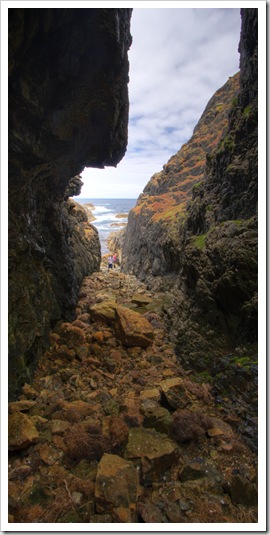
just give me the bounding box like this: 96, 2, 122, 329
121, 73, 240, 281
122, 8, 258, 354
8, 8, 132, 399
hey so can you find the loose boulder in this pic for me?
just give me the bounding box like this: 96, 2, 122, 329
9, 412, 39, 451
178, 459, 208, 482
131, 294, 153, 306
159, 377, 190, 409
95, 453, 139, 522
89, 300, 117, 325
115, 306, 154, 347
125, 428, 179, 484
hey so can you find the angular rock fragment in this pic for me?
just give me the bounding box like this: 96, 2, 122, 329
141, 399, 172, 435
137, 501, 167, 522
22, 383, 39, 399
207, 418, 233, 439
95, 453, 139, 522
89, 300, 117, 324
178, 459, 208, 482
9, 412, 39, 451
9, 465, 32, 480
115, 305, 154, 347
125, 428, 179, 484
159, 377, 190, 409
95, 291, 116, 303
131, 294, 153, 306
8, 400, 37, 413
61, 400, 93, 421
38, 444, 60, 465
140, 388, 161, 403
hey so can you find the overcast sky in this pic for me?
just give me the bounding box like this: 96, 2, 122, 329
79, 6, 242, 199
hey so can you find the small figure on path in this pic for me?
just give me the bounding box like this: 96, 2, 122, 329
113, 253, 117, 269
108, 255, 113, 271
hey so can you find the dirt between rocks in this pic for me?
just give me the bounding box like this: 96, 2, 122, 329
8, 269, 258, 524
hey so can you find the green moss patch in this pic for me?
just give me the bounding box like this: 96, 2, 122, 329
192, 234, 207, 250
243, 104, 252, 118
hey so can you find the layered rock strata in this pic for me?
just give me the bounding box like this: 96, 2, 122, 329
8, 8, 132, 399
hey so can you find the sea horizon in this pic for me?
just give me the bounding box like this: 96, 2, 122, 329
75, 198, 137, 254
76, 197, 138, 201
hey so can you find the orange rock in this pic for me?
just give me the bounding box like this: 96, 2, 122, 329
89, 300, 117, 324
207, 418, 233, 438
22, 383, 39, 399
52, 435, 67, 451
140, 388, 161, 403
38, 444, 60, 465
95, 453, 139, 522
125, 428, 179, 484
115, 306, 154, 348
61, 400, 93, 420
9, 400, 37, 413
207, 427, 225, 437
9, 412, 39, 451
92, 331, 104, 343
51, 419, 70, 434
59, 322, 86, 345
159, 377, 190, 409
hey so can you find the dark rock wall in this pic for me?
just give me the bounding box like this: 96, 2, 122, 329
180, 8, 258, 346
8, 8, 132, 399
122, 8, 257, 355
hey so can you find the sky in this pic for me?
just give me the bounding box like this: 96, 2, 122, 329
78, 4, 241, 199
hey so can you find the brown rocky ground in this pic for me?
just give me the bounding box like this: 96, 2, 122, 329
8, 268, 257, 524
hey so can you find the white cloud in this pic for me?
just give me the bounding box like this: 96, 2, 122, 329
79, 6, 241, 199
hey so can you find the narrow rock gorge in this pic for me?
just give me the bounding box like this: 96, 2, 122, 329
8, 7, 259, 526
122, 9, 258, 439
8, 8, 132, 399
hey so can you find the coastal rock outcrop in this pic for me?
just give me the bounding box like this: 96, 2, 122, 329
122, 9, 257, 368
8, 8, 132, 399
121, 72, 240, 283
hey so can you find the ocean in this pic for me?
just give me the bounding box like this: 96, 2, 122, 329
76, 198, 137, 254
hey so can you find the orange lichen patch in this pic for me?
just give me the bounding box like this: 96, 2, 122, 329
153, 203, 187, 223
132, 189, 190, 224
128, 73, 240, 231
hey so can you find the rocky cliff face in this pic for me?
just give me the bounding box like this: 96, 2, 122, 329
8, 8, 132, 399
122, 9, 257, 364
122, 72, 240, 282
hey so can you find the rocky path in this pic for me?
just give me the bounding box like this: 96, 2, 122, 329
8, 268, 258, 524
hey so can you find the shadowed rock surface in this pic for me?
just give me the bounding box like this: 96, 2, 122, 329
8, 8, 132, 399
